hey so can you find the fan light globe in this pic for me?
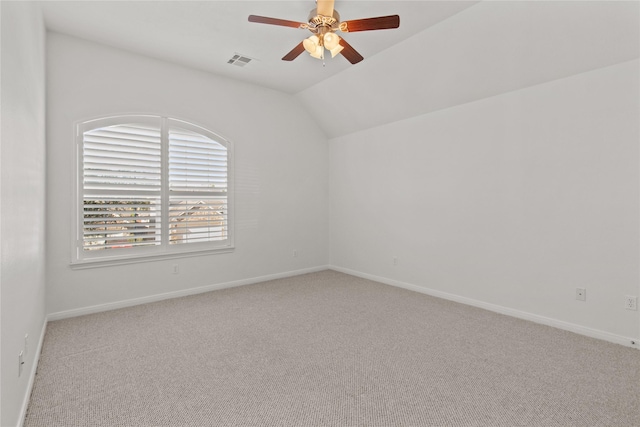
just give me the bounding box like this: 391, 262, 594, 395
329, 44, 344, 58
323, 32, 340, 50
303, 35, 320, 53
310, 45, 324, 59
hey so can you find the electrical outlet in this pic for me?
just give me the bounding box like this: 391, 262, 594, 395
625, 295, 637, 311
576, 288, 586, 301
18, 351, 24, 377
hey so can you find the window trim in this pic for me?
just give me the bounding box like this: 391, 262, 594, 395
71, 114, 234, 269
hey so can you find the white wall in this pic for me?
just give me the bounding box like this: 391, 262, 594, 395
0, 2, 47, 426
46, 33, 329, 316
329, 59, 640, 343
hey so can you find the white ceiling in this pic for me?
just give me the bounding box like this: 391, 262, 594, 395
40, 0, 478, 94
39, 0, 639, 138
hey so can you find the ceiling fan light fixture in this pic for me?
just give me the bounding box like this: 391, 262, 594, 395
310, 45, 324, 59
248, 2, 400, 65
303, 35, 320, 53
323, 32, 340, 50
329, 44, 343, 58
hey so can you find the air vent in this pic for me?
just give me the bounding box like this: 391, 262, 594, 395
227, 54, 253, 67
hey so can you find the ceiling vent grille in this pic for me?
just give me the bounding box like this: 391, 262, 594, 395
227, 54, 253, 67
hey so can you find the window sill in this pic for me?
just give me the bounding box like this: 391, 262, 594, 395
70, 246, 234, 270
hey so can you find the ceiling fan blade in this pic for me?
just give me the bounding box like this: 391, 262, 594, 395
342, 15, 400, 32
282, 42, 306, 61
316, 0, 335, 17
338, 38, 364, 64
248, 15, 305, 29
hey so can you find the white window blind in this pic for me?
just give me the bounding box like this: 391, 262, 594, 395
168, 123, 228, 245
82, 122, 162, 251
75, 116, 233, 265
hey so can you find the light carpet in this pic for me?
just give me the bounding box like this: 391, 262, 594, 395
25, 270, 640, 426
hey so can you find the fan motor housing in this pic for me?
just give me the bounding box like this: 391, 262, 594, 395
308, 8, 340, 29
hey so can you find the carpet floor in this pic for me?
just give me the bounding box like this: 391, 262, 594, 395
25, 270, 640, 426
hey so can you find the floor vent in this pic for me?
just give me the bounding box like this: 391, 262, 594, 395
227, 54, 253, 67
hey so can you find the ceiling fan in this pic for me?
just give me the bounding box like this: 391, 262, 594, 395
248, 0, 400, 64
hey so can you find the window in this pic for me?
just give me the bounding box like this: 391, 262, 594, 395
73, 115, 233, 266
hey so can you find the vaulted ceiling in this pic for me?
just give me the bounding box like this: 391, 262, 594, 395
40, 1, 639, 138
40, 1, 478, 94
297, 1, 640, 137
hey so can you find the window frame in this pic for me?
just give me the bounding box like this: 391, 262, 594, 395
71, 114, 234, 269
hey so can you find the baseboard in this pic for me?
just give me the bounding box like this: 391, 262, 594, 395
48, 265, 330, 321
329, 265, 640, 350
18, 318, 47, 427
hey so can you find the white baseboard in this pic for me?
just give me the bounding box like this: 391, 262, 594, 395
48, 265, 329, 321
329, 265, 640, 350
18, 318, 47, 427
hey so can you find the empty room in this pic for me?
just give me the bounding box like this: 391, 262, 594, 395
2, 0, 639, 426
